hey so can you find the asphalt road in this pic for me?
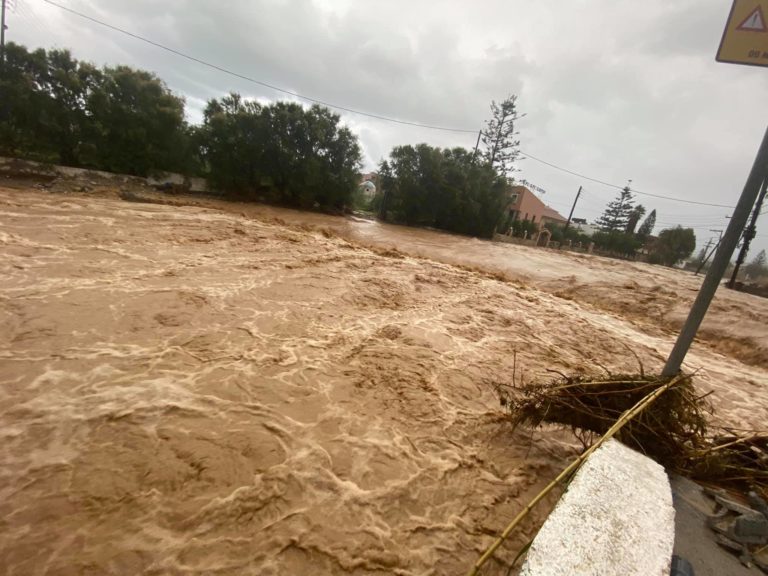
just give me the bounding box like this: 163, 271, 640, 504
671, 475, 763, 576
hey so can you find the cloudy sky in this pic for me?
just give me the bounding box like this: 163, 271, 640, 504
7, 0, 768, 253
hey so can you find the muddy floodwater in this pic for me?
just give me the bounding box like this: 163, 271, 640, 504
1, 187, 767, 575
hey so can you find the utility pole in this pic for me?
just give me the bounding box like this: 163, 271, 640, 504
695, 237, 713, 274
1, 0, 7, 76
662, 125, 768, 376
471, 129, 482, 165
728, 176, 767, 288
563, 186, 582, 232
695, 237, 721, 276
694, 229, 723, 275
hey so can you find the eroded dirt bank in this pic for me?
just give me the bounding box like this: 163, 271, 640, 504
1, 187, 766, 575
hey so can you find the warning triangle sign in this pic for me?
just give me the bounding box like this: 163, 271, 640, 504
737, 6, 767, 31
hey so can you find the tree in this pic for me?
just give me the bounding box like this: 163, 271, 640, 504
199, 93, 267, 194
744, 249, 768, 279
637, 209, 657, 240
0, 43, 66, 161
86, 65, 190, 176
378, 143, 508, 238
544, 221, 592, 246
591, 230, 642, 258
199, 95, 362, 209
596, 186, 635, 232
38, 49, 103, 166
648, 227, 696, 267
375, 160, 394, 218
510, 219, 539, 238
480, 95, 521, 178
625, 204, 646, 234
0, 42, 193, 176
260, 102, 362, 209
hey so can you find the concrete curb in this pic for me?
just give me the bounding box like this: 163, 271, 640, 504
520, 439, 675, 576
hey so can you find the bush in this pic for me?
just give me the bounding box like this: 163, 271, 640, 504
648, 227, 696, 267
544, 222, 592, 246
510, 219, 539, 238
592, 230, 643, 258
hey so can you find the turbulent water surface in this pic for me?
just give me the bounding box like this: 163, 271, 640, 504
1, 187, 766, 576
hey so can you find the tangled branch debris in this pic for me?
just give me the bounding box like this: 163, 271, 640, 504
505, 373, 768, 497
468, 373, 687, 576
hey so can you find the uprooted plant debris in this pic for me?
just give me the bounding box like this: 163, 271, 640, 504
501, 372, 768, 498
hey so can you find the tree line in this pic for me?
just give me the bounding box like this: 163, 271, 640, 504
0, 42, 361, 210
0, 42, 512, 228
587, 185, 696, 266
0, 43, 194, 177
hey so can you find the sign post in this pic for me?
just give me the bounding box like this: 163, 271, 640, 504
661, 1, 768, 375
661, 127, 768, 375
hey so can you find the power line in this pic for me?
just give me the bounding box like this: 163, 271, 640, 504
655, 215, 730, 223
550, 199, 726, 225
519, 151, 622, 190
561, 198, 728, 224
656, 222, 727, 228
41, 0, 478, 134
519, 150, 736, 208
579, 192, 729, 220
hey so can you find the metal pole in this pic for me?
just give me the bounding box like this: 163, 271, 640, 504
662, 125, 768, 376
563, 186, 582, 232
727, 176, 767, 287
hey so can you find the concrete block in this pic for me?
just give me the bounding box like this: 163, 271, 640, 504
520, 439, 674, 576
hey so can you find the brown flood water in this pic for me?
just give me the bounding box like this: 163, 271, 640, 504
1, 187, 766, 576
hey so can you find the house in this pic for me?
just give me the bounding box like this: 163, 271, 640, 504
505, 185, 567, 229
360, 172, 378, 184
571, 218, 601, 237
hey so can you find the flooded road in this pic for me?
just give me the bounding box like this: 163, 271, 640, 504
199, 196, 768, 372
1, 187, 766, 575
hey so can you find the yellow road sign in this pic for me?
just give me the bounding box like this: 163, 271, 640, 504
717, 0, 768, 66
